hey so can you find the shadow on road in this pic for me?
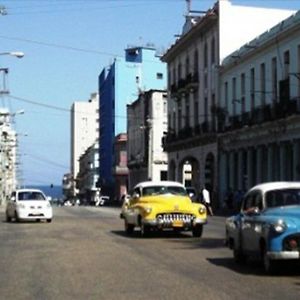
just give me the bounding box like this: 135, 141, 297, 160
207, 257, 300, 276
111, 229, 194, 239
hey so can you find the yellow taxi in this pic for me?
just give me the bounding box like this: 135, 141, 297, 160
120, 181, 207, 237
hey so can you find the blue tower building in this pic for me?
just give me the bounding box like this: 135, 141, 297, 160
99, 46, 167, 197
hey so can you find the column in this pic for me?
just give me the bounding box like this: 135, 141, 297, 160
247, 148, 253, 189
237, 150, 243, 190
267, 144, 274, 182
279, 142, 285, 181
256, 146, 263, 184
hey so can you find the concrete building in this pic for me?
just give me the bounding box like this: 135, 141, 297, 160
127, 90, 168, 189
114, 133, 128, 203
70, 92, 99, 197
218, 10, 300, 207
162, 0, 295, 209
98, 45, 167, 198
77, 142, 100, 204
0, 110, 17, 205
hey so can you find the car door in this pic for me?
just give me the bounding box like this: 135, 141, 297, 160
241, 190, 263, 254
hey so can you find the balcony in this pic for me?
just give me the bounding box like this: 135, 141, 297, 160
162, 122, 217, 151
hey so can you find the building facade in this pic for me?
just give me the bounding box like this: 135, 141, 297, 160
77, 142, 100, 205
99, 45, 167, 198
70, 92, 99, 197
113, 133, 128, 203
162, 0, 295, 209
218, 10, 300, 207
0, 111, 17, 205
127, 90, 168, 189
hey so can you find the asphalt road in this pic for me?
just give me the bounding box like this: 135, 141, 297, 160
0, 206, 300, 300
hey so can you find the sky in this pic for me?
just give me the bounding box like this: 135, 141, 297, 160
0, 0, 299, 187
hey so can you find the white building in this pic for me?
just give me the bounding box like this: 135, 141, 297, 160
127, 90, 168, 189
0, 110, 17, 205
218, 10, 300, 205
77, 142, 100, 204
70, 92, 99, 196
162, 0, 295, 208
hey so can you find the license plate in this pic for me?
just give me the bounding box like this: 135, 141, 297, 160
172, 220, 183, 227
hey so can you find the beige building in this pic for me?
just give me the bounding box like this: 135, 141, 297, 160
162, 0, 295, 208
127, 90, 168, 189
218, 10, 300, 206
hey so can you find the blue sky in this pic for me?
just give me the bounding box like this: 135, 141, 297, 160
0, 0, 299, 186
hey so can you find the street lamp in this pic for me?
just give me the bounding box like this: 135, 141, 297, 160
0, 51, 25, 59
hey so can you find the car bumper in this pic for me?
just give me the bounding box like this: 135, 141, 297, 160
267, 251, 300, 260
17, 209, 53, 220
143, 217, 207, 228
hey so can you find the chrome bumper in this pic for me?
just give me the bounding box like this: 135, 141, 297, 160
267, 251, 300, 260
143, 217, 207, 228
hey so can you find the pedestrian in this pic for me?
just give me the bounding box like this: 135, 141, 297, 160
202, 184, 214, 216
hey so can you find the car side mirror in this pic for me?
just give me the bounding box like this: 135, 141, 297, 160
133, 192, 140, 199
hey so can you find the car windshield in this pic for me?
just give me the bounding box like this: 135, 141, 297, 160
18, 192, 46, 201
265, 189, 300, 208
142, 185, 187, 196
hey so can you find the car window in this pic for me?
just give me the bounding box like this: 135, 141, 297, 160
142, 186, 187, 196
265, 189, 300, 208
18, 192, 46, 201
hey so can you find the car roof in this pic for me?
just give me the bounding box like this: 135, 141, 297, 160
134, 181, 185, 189
249, 182, 300, 194
15, 189, 45, 193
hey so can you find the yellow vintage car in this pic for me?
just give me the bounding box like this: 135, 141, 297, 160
120, 181, 207, 237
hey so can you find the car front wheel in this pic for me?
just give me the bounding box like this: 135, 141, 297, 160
140, 223, 150, 237
124, 220, 134, 234
192, 224, 203, 237
262, 247, 278, 274
6, 213, 11, 222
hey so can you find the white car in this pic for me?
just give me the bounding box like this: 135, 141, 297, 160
5, 189, 53, 223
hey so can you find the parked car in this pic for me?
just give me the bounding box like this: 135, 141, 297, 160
6, 188, 53, 223
120, 181, 207, 237
225, 182, 300, 273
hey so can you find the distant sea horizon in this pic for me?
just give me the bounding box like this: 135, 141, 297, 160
27, 185, 63, 199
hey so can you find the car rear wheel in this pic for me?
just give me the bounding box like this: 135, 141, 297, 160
47, 219, 52, 223
140, 223, 150, 237
124, 220, 134, 234
192, 224, 203, 237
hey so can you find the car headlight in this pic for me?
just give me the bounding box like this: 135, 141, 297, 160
17, 203, 26, 209
199, 206, 206, 214
272, 220, 287, 233
144, 207, 152, 214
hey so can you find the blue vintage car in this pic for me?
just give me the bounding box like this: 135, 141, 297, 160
225, 182, 300, 273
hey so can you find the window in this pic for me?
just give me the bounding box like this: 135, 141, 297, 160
211, 37, 215, 65
193, 90, 199, 127
241, 73, 245, 114
272, 57, 278, 103
284, 50, 290, 79
250, 68, 255, 110
204, 42, 208, 68
232, 77, 237, 115
194, 50, 198, 74
260, 63, 266, 105
185, 56, 190, 76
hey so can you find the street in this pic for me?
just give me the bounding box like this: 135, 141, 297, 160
0, 206, 300, 300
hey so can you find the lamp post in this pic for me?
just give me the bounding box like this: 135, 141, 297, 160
0, 51, 25, 58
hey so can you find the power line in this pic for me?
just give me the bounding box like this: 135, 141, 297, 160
0, 35, 122, 58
